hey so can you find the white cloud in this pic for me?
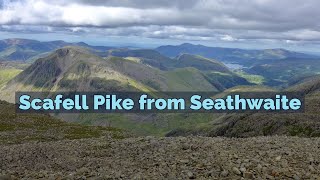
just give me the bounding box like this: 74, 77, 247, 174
221, 35, 237, 42
1, 0, 320, 43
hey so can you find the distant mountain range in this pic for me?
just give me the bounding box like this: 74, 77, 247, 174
1, 38, 318, 65
156, 43, 318, 66
0, 38, 113, 61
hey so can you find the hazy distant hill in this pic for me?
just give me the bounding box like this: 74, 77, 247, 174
0, 38, 112, 61
108, 48, 230, 71
107, 48, 174, 70
156, 43, 317, 66
246, 57, 320, 86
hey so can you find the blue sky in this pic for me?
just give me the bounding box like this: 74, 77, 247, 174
1, 0, 320, 52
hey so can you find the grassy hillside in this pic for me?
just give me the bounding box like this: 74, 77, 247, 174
0, 68, 22, 88
108, 49, 251, 90
75, 113, 219, 136
0, 100, 126, 144
173, 54, 229, 72
3, 46, 252, 103
234, 70, 265, 85
165, 81, 320, 137
108, 49, 231, 72
246, 58, 320, 86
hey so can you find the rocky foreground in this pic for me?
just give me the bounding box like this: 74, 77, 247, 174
0, 136, 319, 179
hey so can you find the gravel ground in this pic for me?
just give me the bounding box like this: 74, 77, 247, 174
0, 136, 320, 179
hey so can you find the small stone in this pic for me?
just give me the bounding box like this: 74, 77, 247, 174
220, 170, 229, 177
232, 167, 241, 175
304, 172, 311, 178
265, 174, 275, 180
179, 159, 189, 164
293, 174, 300, 180
252, 158, 260, 163
240, 167, 246, 173
76, 167, 89, 175
243, 172, 254, 179
257, 164, 263, 172
181, 144, 190, 150
308, 165, 315, 172
275, 156, 281, 161
307, 157, 314, 163
281, 159, 288, 168
186, 171, 194, 179
271, 169, 279, 177
6, 156, 13, 162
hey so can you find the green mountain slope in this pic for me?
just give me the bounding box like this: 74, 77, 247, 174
107, 49, 174, 70
174, 54, 229, 72
0, 68, 22, 88
0, 46, 249, 136
108, 49, 251, 90
166, 80, 320, 137
246, 58, 320, 86
286, 75, 320, 94
0, 47, 226, 102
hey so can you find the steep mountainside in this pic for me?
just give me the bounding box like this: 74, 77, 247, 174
0, 47, 228, 102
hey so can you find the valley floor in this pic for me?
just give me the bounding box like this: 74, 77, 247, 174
0, 136, 320, 179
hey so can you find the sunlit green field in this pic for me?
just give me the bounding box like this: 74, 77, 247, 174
0, 68, 22, 87
235, 70, 265, 85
